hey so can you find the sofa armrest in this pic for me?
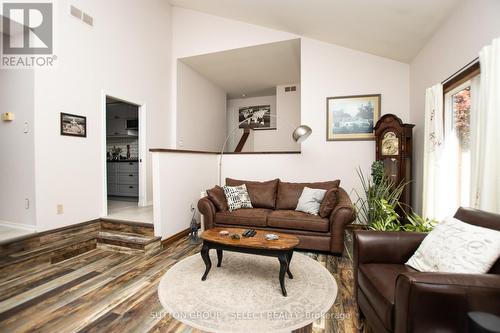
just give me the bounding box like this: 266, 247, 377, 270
395, 272, 500, 332
198, 197, 216, 230
328, 188, 356, 254
353, 231, 426, 266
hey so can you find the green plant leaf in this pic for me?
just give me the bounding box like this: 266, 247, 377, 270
355, 161, 437, 233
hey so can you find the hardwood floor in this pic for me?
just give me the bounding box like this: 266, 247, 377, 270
0, 235, 362, 333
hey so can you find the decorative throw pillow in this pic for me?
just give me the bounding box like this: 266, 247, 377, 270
276, 180, 340, 210
406, 216, 500, 274
206, 186, 228, 212
222, 184, 253, 212
225, 178, 279, 209
319, 188, 339, 218
295, 187, 327, 215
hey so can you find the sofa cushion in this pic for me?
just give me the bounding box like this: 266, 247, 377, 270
319, 188, 339, 218
225, 178, 279, 209
222, 184, 253, 211
276, 180, 340, 210
267, 210, 330, 232
206, 185, 228, 212
358, 263, 417, 331
215, 208, 271, 227
406, 216, 500, 274
296, 187, 327, 215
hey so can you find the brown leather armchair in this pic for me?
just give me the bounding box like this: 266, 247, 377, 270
353, 207, 500, 333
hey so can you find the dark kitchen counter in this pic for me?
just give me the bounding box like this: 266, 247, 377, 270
107, 159, 139, 163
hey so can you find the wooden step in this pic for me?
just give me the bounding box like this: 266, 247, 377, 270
97, 231, 161, 255
0, 220, 100, 257
0, 237, 97, 280
100, 218, 154, 237
0, 219, 159, 276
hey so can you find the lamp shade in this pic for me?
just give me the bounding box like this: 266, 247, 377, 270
292, 125, 312, 143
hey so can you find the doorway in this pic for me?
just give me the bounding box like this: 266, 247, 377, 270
104, 95, 152, 223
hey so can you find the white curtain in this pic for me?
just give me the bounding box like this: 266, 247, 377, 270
470, 37, 500, 213
422, 84, 446, 220
469, 75, 482, 208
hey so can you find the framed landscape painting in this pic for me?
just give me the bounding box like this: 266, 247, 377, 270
326, 94, 381, 141
60, 113, 87, 137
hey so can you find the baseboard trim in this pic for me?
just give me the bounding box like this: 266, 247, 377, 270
161, 228, 190, 247
0, 220, 37, 232
0, 219, 102, 246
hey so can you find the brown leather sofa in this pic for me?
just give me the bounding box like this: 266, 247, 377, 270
353, 207, 500, 333
198, 178, 355, 254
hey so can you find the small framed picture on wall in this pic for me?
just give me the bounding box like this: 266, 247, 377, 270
60, 113, 87, 137
238, 105, 272, 130
326, 94, 381, 141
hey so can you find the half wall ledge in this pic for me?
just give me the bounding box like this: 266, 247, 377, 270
149, 148, 301, 155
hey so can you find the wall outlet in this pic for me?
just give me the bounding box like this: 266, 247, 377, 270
25, 198, 29, 209
57, 204, 64, 214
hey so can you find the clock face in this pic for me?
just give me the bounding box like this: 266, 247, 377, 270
381, 131, 399, 156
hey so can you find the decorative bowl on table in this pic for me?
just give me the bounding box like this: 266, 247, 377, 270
265, 233, 279, 241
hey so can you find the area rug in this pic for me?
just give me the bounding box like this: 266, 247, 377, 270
157, 251, 337, 333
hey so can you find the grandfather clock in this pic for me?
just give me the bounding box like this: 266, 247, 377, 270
374, 114, 414, 209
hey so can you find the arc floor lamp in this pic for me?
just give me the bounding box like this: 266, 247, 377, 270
218, 116, 312, 185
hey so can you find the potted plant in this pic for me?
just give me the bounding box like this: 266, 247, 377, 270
354, 161, 436, 232
345, 161, 436, 258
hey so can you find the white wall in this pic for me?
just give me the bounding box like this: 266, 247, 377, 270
0, 67, 36, 228
170, 7, 297, 147
299, 38, 409, 193
226, 85, 302, 153
410, 0, 500, 213
170, 8, 409, 202
226, 87, 301, 152
33, 0, 172, 231
152, 152, 217, 239
274, 83, 301, 151
226, 95, 276, 152
221, 154, 302, 183
221, 38, 409, 194
177, 61, 227, 151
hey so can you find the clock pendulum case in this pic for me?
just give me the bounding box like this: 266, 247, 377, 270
374, 114, 415, 210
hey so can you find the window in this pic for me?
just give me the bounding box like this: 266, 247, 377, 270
444, 81, 472, 207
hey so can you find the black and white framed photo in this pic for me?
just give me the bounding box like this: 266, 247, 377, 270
326, 94, 381, 141
238, 105, 272, 130
60, 113, 87, 137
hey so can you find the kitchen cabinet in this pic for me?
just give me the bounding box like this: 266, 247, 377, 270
106, 102, 139, 137
107, 161, 139, 197
106, 117, 138, 137
106, 118, 129, 136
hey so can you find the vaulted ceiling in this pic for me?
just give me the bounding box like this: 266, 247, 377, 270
180, 39, 300, 99
168, 0, 461, 62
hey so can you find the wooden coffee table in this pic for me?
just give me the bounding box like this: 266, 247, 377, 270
200, 227, 300, 296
